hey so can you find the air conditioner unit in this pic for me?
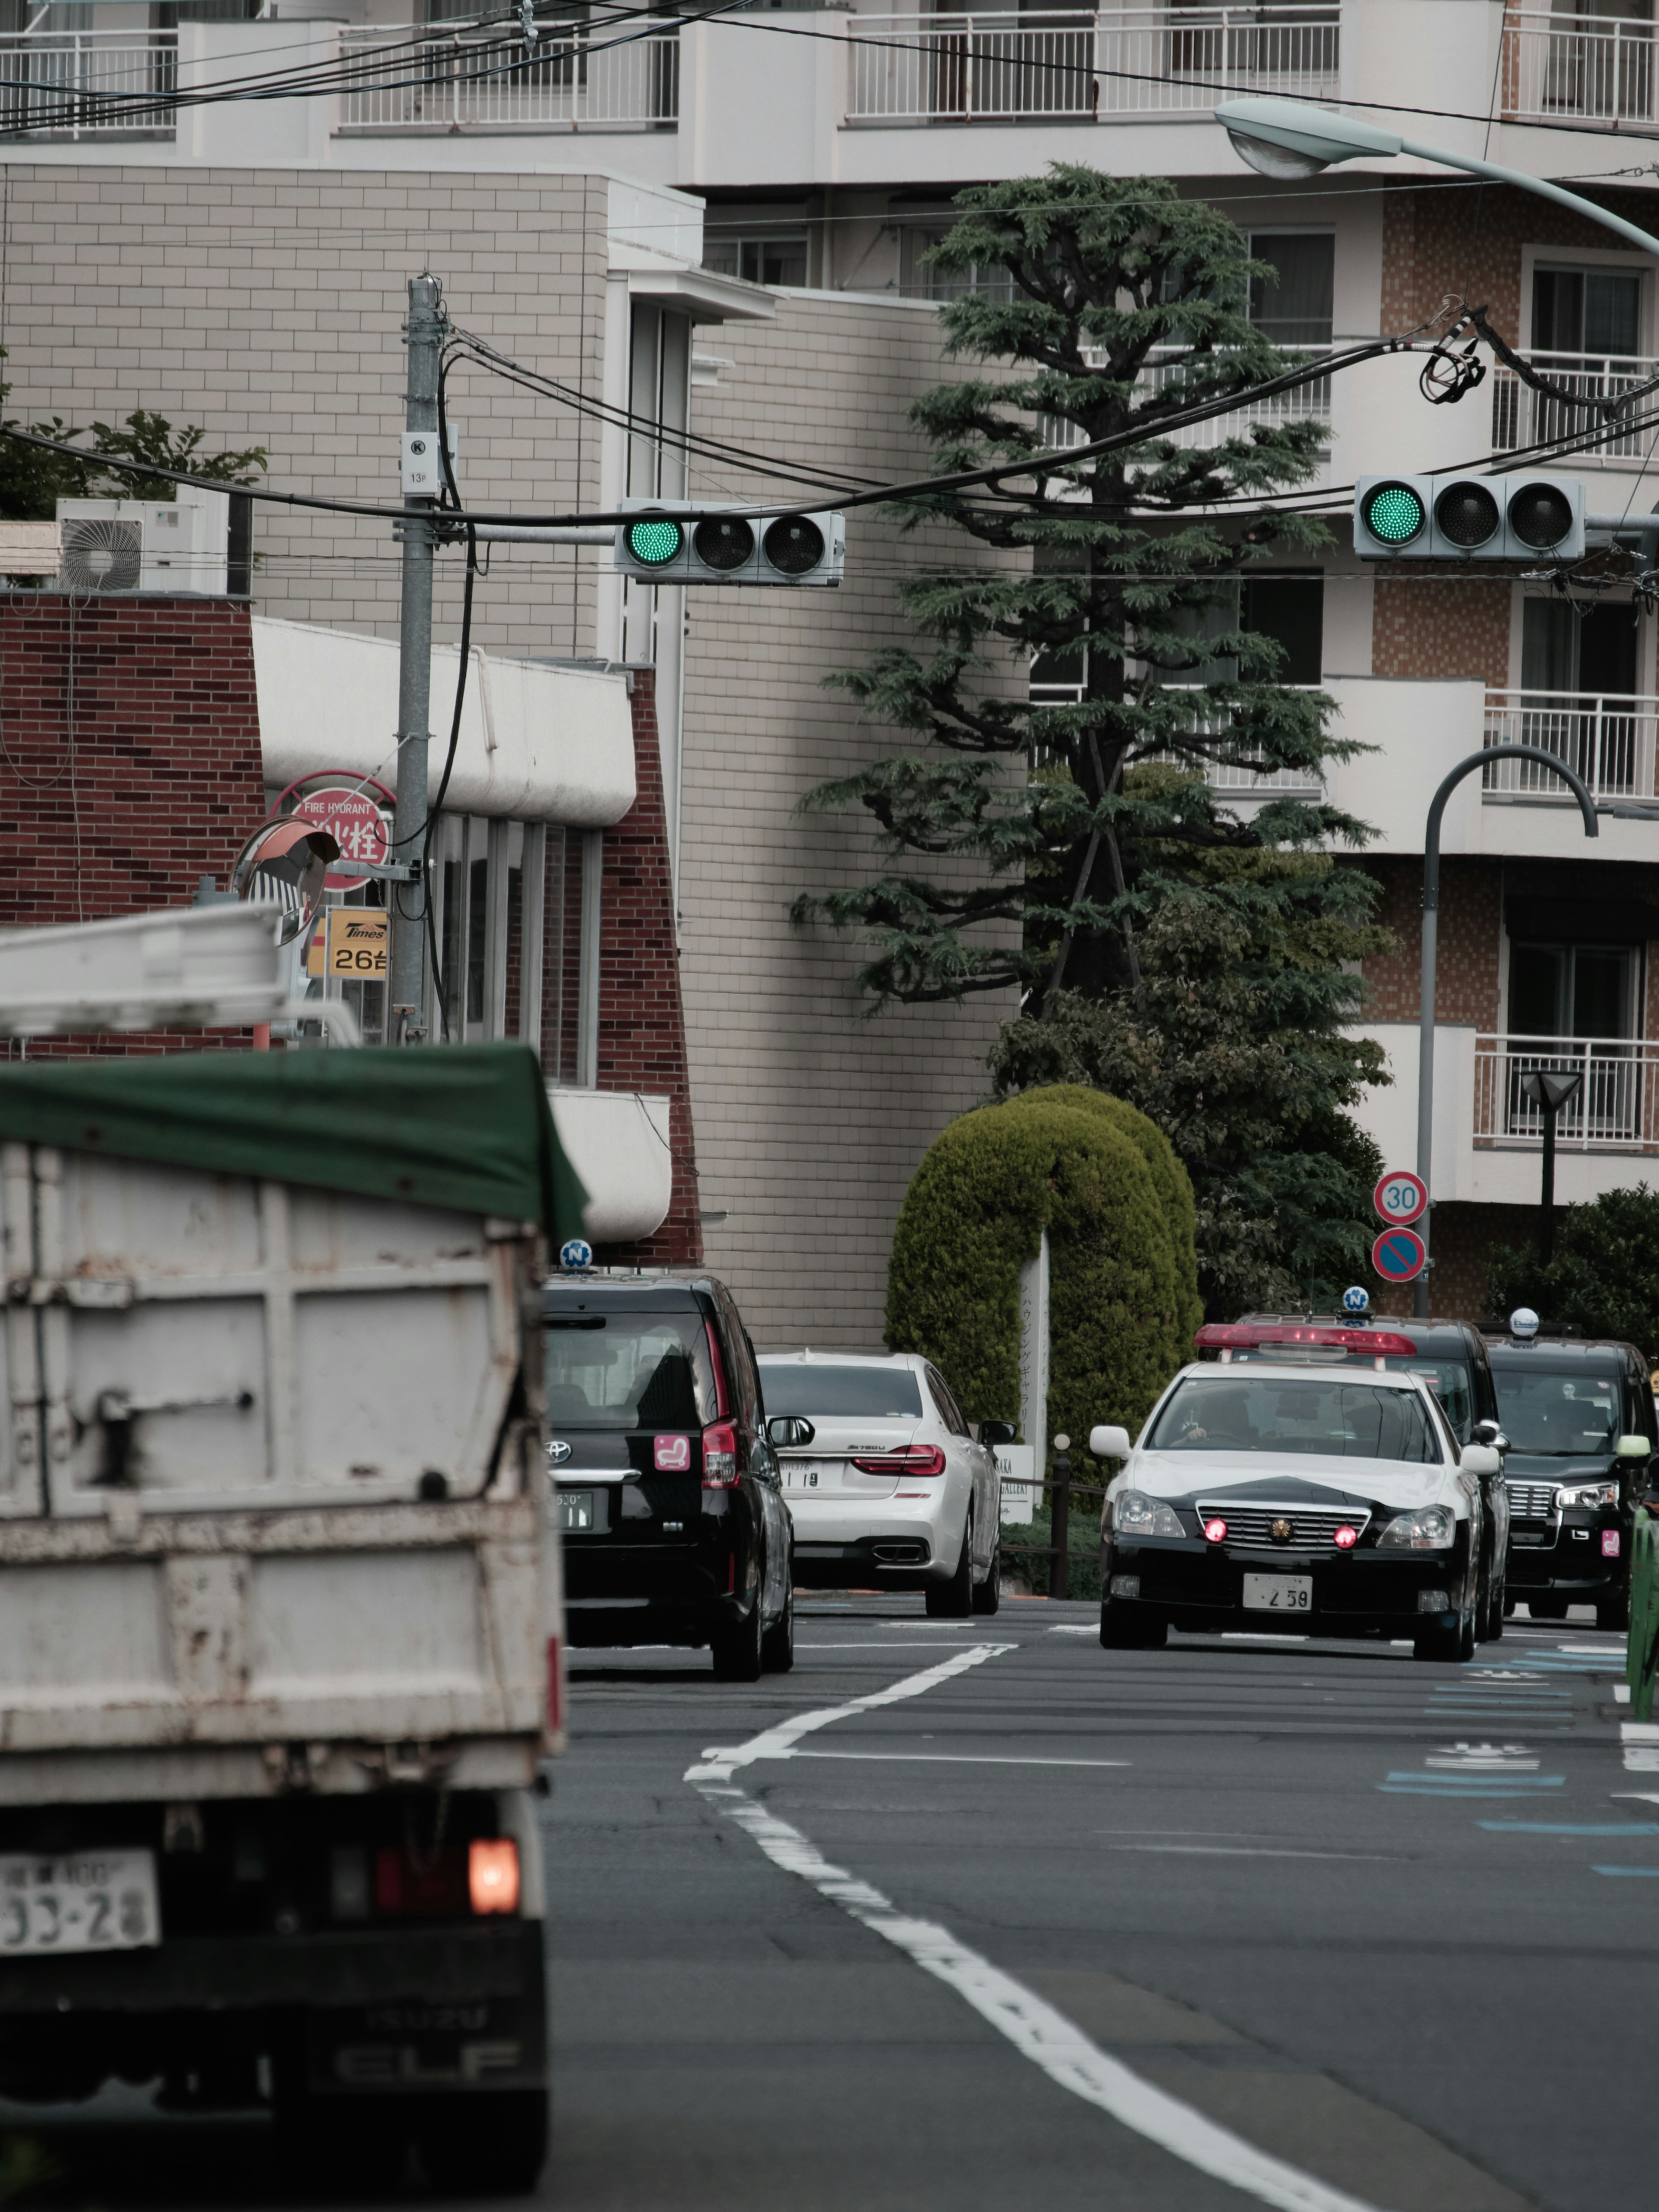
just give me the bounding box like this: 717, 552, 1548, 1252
55, 492, 230, 595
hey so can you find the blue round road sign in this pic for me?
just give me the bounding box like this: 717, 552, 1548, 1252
559, 1237, 593, 1271
1371, 1227, 1426, 1284
1341, 1285, 1371, 1315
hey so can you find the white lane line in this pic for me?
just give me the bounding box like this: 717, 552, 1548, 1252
695, 1784, 1387, 2212
684, 1642, 1017, 1783
796, 1641, 1023, 1650
1105, 1844, 1393, 1861
771, 1749, 1128, 1770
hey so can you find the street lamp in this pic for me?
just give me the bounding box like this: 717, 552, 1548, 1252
1216, 97, 1659, 260
1519, 1066, 1585, 1266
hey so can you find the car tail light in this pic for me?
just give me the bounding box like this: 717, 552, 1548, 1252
546, 1634, 563, 1734
851, 1444, 948, 1477
1334, 1525, 1358, 1550
468, 1839, 520, 1916
702, 1420, 739, 1487
1203, 1517, 1227, 1544
375, 1847, 467, 1918
1195, 1323, 1418, 1357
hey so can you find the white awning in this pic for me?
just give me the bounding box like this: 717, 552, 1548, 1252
548, 1090, 675, 1246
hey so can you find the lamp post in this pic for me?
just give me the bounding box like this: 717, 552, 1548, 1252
1413, 747, 1598, 1318
1216, 97, 1659, 258
1520, 1067, 1585, 1265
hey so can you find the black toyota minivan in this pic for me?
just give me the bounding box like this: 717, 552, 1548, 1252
544, 1271, 795, 1679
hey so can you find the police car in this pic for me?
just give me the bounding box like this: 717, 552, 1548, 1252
1091, 1332, 1500, 1660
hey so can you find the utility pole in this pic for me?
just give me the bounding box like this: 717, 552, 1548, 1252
389, 273, 446, 1043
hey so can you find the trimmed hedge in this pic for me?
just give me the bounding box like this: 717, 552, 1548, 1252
885, 1087, 1199, 1458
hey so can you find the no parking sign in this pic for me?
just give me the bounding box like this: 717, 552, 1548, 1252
1372, 1227, 1427, 1285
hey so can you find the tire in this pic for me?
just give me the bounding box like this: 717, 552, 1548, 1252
1100, 1598, 1167, 1650
1529, 1595, 1569, 1621
1487, 1574, 1505, 1641
711, 1597, 764, 1682
1476, 1555, 1497, 1643
417, 2089, 549, 2198
972, 1535, 1001, 1615
1414, 1596, 1475, 1663
760, 1580, 795, 1672
925, 1513, 975, 1618
1597, 1583, 1631, 1634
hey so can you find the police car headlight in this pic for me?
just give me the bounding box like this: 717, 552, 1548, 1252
1378, 1504, 1456, 1550
1113, 1490, 1185, 1539
1557, 1481, 1618, 1509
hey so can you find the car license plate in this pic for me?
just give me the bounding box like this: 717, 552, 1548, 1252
0, 1850, 159, 1956
1242, 1573, 1313, 1614
559, 1489, 598, 1532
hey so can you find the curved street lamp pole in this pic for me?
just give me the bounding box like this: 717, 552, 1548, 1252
1414, 745, 1599, 1319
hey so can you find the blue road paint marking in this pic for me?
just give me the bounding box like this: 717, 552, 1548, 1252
1592, 1864, 1659, 1876
1480, 1821, 1659, 1834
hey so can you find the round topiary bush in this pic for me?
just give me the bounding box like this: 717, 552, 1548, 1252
885, 1086, 1199, 1459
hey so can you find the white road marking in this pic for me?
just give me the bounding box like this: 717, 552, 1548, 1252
684, 1643, 1016, 1783
797, 1641, 1023, 1650
1050, 1624, 1099, 1634
775, 1750, 1127, 1769
1105, 1844, 1392, 1860
696, 1783, 1389, 2212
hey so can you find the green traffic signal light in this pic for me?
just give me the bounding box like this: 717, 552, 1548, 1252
626, 517, 684, 566
1361, 481, 1427, 546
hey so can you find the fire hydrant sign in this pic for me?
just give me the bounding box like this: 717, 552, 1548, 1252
294, 788, 389, 892
1373, 1169, 1428, 1227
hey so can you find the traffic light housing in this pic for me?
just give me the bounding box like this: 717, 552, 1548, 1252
1354, 472, 1584, 562
613, 500, 845, 586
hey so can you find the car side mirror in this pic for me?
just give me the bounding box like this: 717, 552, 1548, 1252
979, 1420, 1018, 1447
767, 1415, 814, 1449
1472, 1419, 1501, 1447
1089, 1424, 1132, 1461
1617, 1433, 1651, 1458
1460, 1444, 1501, 1477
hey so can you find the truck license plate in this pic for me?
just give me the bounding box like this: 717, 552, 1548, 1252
559, 1489, 598, 1532
1242, 1573, 1313, 1614
0, 1850, 160, 1956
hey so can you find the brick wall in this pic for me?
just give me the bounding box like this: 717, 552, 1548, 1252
1372, 578, 1512, 689
1357, 857, 1505, 1028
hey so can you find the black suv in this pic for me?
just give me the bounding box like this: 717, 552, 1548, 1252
1200, 1313, 1512, 1639
544, 1272, 795, 1679
1484, 1325, 1656, 1629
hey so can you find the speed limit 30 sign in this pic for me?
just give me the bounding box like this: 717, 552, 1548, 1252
1373, 1169, 1428, 1227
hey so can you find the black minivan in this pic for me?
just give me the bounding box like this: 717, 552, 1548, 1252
544, 1271, 795, 1679
1485, 1324, 1656, 1629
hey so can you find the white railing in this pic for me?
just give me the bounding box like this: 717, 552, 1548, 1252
0, 32, 176, 138
1028, 684, 1324, 792
340, 24, 679, 130
1475, 1034, 1659, 1151
1041, 345, 1331, 454
1484, 689, 1659, 804
848, 4, 1340, 124
1503, 6, 1656, 127
1491, 352, 1659, 468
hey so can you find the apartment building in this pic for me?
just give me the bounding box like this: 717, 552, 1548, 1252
6, 0, 1659, 1325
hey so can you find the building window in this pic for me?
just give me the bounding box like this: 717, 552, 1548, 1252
900, 224, 1014, 302
1533, 263, 1643, 359
1246, 232, 1335, 347
1509, 940, 1640, 1043
1522, 597, 1640, 698
1240, 572, 1323, 683
703, 234, 809, 288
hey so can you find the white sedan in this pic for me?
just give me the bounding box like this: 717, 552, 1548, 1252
757, 1351, 1001, 1616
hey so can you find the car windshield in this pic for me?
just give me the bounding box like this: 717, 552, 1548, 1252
1492, 1365, 1621, 1455
1386, 1359, 1475, 1445
758, 1364, 923, 1418
545, 1314, 718, 1430
1147, 1376, 1442, 1462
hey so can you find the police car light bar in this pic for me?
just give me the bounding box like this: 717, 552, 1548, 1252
1194, 1323, 1419, 1356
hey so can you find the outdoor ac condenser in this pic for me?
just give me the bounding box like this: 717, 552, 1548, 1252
56, 492, 230, 595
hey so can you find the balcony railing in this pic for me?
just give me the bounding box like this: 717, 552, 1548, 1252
340, 23, 679, 131
0, 31, 177, 138
1503, 6, 1656, 128
1485, 690, 1659, 804
1039, 344, 1331, 455
848, 4, 1340, 124
1475, 1034, 1659, 1151
1491, 352, 1659, 468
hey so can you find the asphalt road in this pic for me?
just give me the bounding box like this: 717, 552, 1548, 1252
2, 1597, 1649, 2212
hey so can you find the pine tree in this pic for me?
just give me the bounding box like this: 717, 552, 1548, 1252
792, 167, 1391, 1309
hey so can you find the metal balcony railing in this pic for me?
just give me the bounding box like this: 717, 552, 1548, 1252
1039, 345, 1332, 455
848, 4, 1340, 124
1475, 1034, 1659, 1151
0, 32, 177, 138
1490, 352, 1659, 468
1027, 683, 1324, 790
1503, 6, 1656, 127
339, 23, 679, 131
1484, 690, 1659, 804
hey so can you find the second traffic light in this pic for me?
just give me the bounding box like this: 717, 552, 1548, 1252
613, 501, 845, 586
1354, 472, 1584, 562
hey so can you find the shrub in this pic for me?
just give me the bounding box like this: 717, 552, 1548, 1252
1486, 1184, 1659, 1357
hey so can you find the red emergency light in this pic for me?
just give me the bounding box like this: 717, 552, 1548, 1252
1194, 1323, 1419, 1357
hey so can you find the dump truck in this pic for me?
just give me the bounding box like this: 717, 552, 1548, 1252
0, 1042, 579, 2194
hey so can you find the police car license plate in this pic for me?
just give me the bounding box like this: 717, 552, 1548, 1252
0, 1850, 160, 1956
1243, 1573, 1312, 1613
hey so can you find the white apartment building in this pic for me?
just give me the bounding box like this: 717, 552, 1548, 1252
8, 0, 1659, 1321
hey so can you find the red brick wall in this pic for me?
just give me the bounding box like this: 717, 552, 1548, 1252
1357, 857, 1505, 1028
0, 593, 267, 1054
1372, 578, 1512, 688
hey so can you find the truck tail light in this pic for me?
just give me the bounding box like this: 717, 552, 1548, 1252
468, 1839, 521, 1916
702, 1421, 739, 1487
852, 1444, 947, 1476
546, 1634, 564, 1733
375, 1847, 467, 1917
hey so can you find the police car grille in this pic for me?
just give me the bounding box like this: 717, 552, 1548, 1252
1196, 1503, 1371, 1553
1506, 1481, 1557, 1521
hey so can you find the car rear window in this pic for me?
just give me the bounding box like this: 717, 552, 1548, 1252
1492, 1365, 1621, 1455
545, 1314, 718, 1430
758, 1364, 923, 1418
1147, 1376, 1442, 1462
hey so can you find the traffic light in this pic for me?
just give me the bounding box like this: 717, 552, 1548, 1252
613, 500, 845, 586
1354, 473, 1584, 562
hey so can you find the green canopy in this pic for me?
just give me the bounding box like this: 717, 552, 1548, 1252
0, 1044, 588, 1241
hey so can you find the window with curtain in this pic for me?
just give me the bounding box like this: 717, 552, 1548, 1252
1532, 265, 1643, 359
1509, 940, 1640, 1042
1246, 233, 1335, 348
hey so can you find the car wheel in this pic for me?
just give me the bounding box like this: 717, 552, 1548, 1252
711, 1598, 764, 1682
760, 1580, 795, 1672
925, 1513, 975, 1618
1475, 1554, 1497, 1642
1597, 1583, 1631, 1634
1487, 1571, 1505, 1641
417, 2089, 549, 2197
972, 1533, 1001, 1615
1414, 1598, 1474, 1663
1100, 1598, 1167, 1650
